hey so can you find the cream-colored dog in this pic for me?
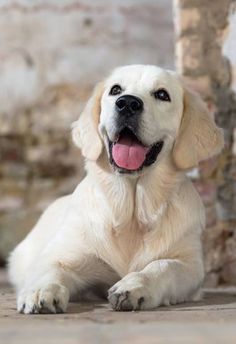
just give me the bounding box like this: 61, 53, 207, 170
8, 65, 224, 314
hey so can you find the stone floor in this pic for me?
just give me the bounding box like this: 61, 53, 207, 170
1, 269, 236, 343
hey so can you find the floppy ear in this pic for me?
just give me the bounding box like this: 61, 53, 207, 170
173, 88, 224, 170
72, 82, 104, 161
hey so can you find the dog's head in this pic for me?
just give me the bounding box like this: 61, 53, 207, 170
73, 65, 224, 175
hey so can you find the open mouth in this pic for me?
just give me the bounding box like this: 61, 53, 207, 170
108, 127, 164, 173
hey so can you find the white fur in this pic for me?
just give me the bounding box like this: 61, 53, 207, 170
8, 65, 223, 313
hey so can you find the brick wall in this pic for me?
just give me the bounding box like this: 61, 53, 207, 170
174, 0, 236, 285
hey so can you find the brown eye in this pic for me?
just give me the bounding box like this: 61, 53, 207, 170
153, 88, 171, 102
109, 84, 122, 96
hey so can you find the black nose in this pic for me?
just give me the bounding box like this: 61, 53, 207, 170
115, 95, 143, 116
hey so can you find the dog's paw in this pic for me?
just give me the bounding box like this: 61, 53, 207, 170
17, 283, 70, 314
108, 272, 149, 311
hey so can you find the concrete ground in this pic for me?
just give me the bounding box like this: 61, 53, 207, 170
0, 269, 236, 343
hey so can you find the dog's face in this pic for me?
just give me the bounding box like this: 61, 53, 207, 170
73, 65, 224, 175
99, 65, 183, 174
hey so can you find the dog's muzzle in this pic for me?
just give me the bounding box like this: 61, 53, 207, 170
105, 94, 164, 174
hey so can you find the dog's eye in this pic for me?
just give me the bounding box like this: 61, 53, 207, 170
153, 89, 171, 102
109, 84, 122, 96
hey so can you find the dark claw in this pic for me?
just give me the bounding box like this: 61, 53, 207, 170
20, 303, 25, 314
30, 304, 39, 314
38, 299, 55, 314
116, 291, 129, 311
117, 298, 133, 311
108, 292, 120, 309
137, 296, 144, 310
53, 298, 64, 313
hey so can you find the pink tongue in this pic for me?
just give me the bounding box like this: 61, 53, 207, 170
112, 136, 149, 171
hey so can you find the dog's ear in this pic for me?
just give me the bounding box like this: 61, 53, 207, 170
173, 88, 224, 170
72, 82, 104, 161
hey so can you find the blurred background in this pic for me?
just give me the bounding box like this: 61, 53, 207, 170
0, 0, 235, 287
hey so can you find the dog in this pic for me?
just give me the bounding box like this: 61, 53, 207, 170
8, 65, 224, 314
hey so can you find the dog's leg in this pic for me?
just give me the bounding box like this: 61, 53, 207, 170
108, 257, 204, 311
17, 253, 118, 314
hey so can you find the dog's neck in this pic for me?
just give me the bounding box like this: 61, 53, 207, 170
85, 156, 184, 233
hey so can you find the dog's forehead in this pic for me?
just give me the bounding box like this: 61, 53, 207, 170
106, 65, 179, 90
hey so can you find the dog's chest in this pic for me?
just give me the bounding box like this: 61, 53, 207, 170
94, 177, 166, 276
96, 217, 157, 277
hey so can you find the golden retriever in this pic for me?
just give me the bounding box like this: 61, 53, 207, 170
8, 65, 224, 313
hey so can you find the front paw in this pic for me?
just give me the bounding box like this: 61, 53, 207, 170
108, 272, 148, 311
17, 283, 69, 314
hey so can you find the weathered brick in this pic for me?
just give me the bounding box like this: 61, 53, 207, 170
174, 8, 201, 36
183, 75, 212, 99
176, 35, 204, 73
0, 136, 25, 162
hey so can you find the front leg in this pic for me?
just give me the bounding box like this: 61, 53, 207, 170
18, 249, 118, 314
108, 257, 204, 311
